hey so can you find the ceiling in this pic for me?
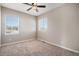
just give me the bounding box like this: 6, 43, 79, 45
0, 3, 64, 16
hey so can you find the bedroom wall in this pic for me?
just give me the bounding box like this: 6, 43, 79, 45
0, 6, 1, 46
1, 7, 36, 44
38, 4, 79, 53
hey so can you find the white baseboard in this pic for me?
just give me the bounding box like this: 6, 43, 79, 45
38, 38, 79, 54
1, 38, 35, 47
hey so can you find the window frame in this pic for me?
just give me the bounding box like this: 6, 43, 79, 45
38, 16, 48, 31
5, 15, 19, 35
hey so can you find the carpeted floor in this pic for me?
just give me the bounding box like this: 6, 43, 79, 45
0, 39, 79, 56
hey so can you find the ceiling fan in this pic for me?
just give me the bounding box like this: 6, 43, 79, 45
23, 3, 46, 12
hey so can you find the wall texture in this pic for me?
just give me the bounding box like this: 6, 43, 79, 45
1, 7, 36, 44
38, 4, 79, 53
0, 6, 1, 46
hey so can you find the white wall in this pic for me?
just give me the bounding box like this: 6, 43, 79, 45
0, 6, 1, 46
60, 4, 79, 52
38, 4, 79, 53
1, 7, 36, 44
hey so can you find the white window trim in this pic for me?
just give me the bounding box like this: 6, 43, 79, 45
5, 15, 19, 35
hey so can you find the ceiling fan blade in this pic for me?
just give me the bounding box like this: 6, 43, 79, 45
27, 7, 32, 11
37, 5, 46, 8
23, 3, 32, 6
32, 3, 34, 5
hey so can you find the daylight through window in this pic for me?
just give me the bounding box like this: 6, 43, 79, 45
39, 16, 47, 31
5, 16, 19, 35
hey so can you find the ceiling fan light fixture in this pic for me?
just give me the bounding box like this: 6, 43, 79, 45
32, 6, 37, 10
23, 3, 46, 12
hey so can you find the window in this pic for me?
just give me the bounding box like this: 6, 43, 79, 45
5, 16, 19, 35
39, 16, 47, 31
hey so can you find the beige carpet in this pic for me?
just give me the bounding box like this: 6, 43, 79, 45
0, 39, 79, 56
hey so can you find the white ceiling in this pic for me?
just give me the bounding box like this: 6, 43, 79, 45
1, 3, 64, 16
